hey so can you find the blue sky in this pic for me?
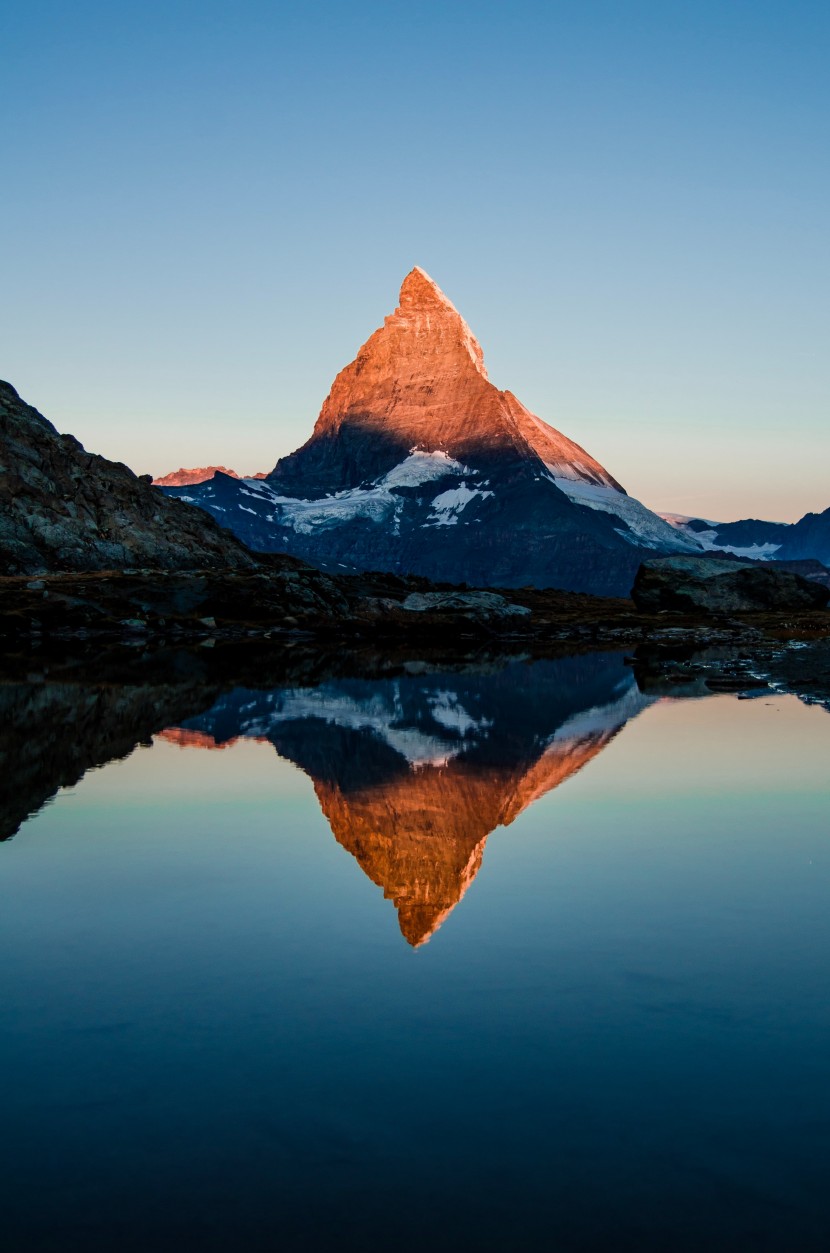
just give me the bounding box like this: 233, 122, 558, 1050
3, 0, 828, 520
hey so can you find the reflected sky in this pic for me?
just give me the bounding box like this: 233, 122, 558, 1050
1, 656, 829, 1251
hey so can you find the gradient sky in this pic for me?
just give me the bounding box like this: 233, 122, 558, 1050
3, 0, 828, 521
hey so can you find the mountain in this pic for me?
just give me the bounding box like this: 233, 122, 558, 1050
161, 654, 653, 946
0, 381, 258, 575
661, 509, 830, 566
776, 507, 830, 565
153, 466, 267, 486
163, 268, 700, 595
659, 513, 792, 558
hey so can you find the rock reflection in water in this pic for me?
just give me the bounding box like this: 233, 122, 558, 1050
161, 655, 653, 945
0, 677, 222, 842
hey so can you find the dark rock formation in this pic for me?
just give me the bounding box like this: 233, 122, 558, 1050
399, 590, 531, 619
632, 555, 830, 614
771, 559, 830, 591
0, 381, 258, 574
776, 506, 830, 565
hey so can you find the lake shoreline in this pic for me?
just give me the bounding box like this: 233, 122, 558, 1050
2, 565, 829, 652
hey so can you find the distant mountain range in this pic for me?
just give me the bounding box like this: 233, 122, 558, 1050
153, 466, 267, 486
161, 268, 704, 596
661, 510, 830, 566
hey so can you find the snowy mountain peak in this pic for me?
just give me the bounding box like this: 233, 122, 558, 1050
162, 270, 702, 593
269, 268, 625, 496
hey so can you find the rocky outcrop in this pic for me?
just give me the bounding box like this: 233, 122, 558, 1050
153, 467, 267, 486
399, 590, 530, 619
0, 565, 352, 645
772, 559, 830, 591
632, 555, 830, 614
0, 381, 258, 575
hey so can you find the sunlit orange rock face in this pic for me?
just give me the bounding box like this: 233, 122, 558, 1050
271, 267, 622, 494
313, 730, 618, 947
153, 467, 267, 486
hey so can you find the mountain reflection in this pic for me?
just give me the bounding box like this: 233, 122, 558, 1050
160, 655, 653, 945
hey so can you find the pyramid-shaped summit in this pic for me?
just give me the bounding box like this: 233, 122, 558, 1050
270, 266, 625, 496
162, 268, 699, 594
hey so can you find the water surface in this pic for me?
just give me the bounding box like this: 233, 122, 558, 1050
1, 653, 829, 1250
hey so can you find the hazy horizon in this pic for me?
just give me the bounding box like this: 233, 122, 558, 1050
4, 1, 828, 523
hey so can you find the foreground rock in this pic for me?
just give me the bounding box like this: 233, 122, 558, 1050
0, 381, 257, 575
632, 555, 830, 614
400, 590, 531, 619
3, 561, 829, 657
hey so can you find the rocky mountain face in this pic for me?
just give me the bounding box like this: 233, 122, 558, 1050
272, 266, 625, 495
0, 381, 258, 575
776, 507, 830, 565
163, 269, 700, 595
153, 467, 267, 486
163, 655, 652, 946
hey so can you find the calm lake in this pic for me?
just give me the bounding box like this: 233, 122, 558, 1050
1, 652, 829, 1251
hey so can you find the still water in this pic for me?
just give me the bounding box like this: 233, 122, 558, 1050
1, 653, 829, 1251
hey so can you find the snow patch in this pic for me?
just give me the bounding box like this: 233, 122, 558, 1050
223, 453, 472, 536
551, 677, 654, 744
551, 477, 702, 552
426, 484, 494, 527
381, 450, 468, 488
220, 683, 498, 769
428, 690, 493, 737
658, 513, 782, 560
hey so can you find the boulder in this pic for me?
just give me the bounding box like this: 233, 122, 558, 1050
401, 591, 531, 619
632, 555, 830, 614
